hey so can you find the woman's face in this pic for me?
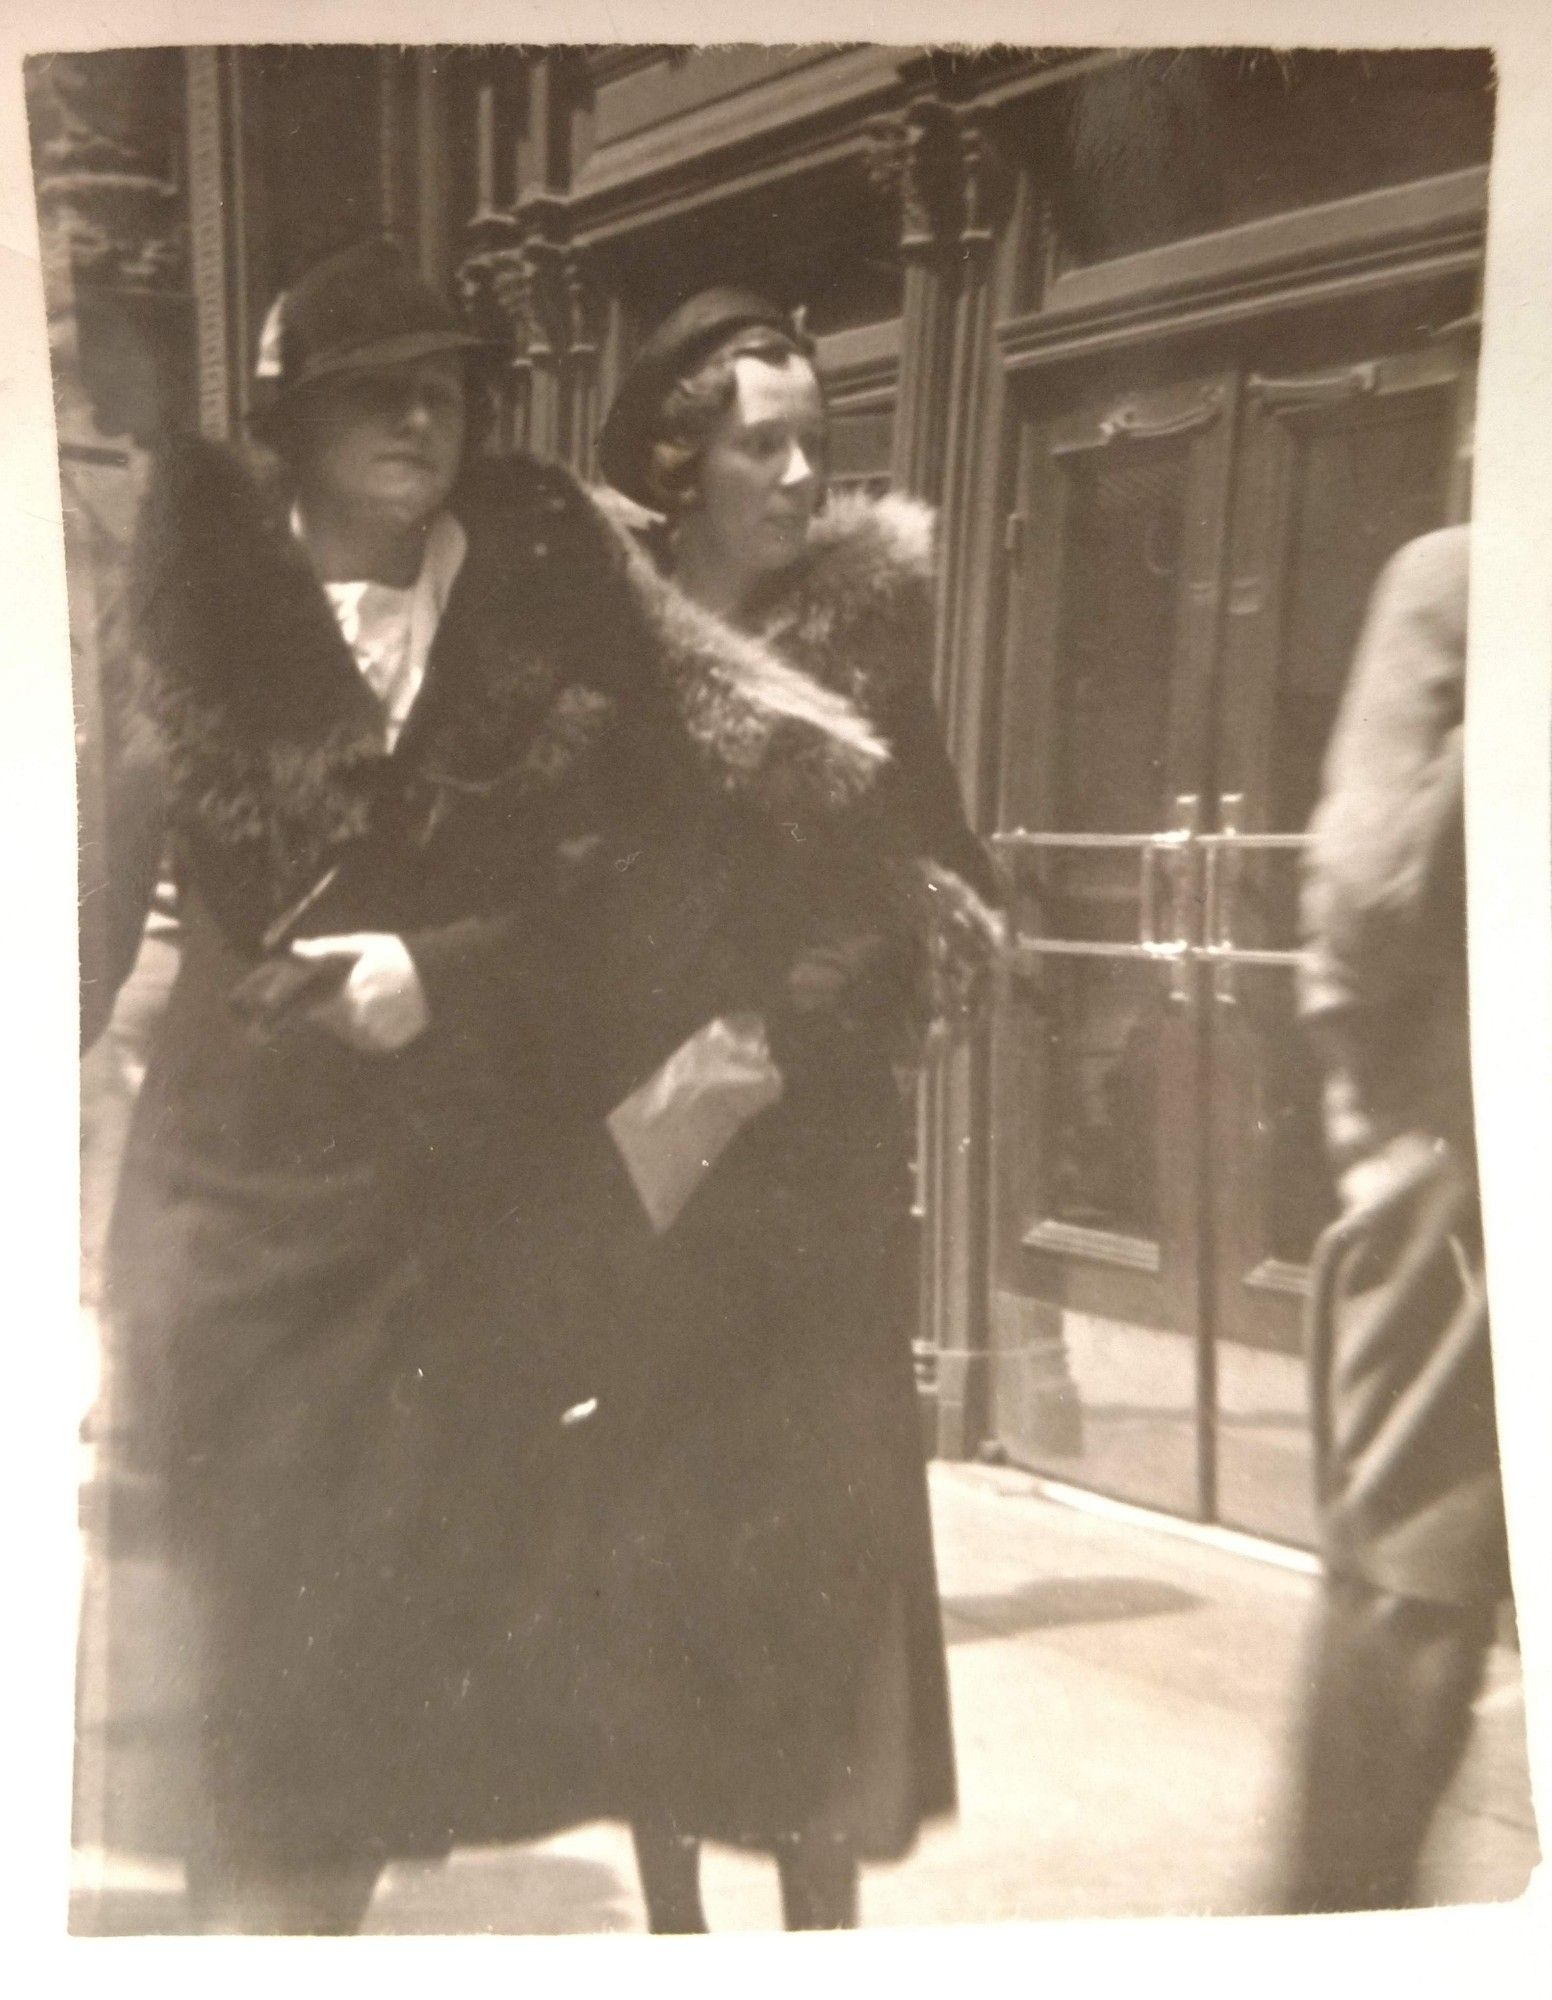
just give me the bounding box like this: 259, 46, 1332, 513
692, 353, 826, 578
294, 358, 466, 526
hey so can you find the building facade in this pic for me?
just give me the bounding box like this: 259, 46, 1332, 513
33, 43, 1494, 1550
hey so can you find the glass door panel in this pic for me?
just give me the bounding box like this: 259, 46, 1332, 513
990, 376, 1235, 1519
989, 337, 1466, 1544
1207, 349, 1465, 1541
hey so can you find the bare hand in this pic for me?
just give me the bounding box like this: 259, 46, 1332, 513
1338, 1128, 1442, 1216
291, 933, 430, 1054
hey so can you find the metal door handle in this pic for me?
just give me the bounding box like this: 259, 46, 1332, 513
1199, 818, 1311, 1003
992, 827, 1194, 993
1096, 385, 1223, 443
1245, 363, 1379, 408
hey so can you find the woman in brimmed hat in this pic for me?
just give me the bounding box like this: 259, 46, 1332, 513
109, 244, 904, 1931
580, 291, 1003, 1929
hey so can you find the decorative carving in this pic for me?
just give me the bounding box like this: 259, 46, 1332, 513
953, 111, 1013, 265
864, 97, 961, 260
862, 96, 1013, 272
453, 209, 521, 342
564, 249, 596, 364
455, 205, 596, 367
454, 199, 599, 467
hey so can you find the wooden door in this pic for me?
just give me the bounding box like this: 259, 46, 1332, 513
1204, 341, 1468, 1540
989, 371, 1239, 1520
988, 339, 1468, 1539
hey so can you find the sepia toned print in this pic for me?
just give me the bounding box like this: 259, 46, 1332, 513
35, 42, 1536, 1933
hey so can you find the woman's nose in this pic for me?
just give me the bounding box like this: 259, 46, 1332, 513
780, 442, 816, 488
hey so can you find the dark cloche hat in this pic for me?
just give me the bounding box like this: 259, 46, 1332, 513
250, 237, 485, 427
598, 287, 812, 510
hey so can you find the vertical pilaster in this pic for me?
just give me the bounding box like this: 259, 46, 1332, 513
453, 52, 528, 454
565, 249, 600, 478
887, 98, 961, 503
376, 47, 407, 241
185, 50, 232, 439
923, 110, 1017, 1461
413, 53, 451, 289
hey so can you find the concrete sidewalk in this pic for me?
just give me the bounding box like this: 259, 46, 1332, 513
70, 1461, 1538, 1934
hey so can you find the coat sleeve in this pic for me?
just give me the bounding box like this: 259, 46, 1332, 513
883, 646, 1003, 907
1300, 527, 1470, 1164
396, 478, 675, 1110
1300, 527, 1469, 1024
769, 565, 1002, 1069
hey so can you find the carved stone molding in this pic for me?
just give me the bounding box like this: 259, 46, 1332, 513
954, 113, 1013, 267
454, 195, 600, 466
864, 97, 959, 262
456, 202, 599, 367
864, 94, 1015, 274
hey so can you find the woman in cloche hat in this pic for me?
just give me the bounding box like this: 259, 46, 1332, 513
109, 242, 907, 1931
576, 290, 1004, 1930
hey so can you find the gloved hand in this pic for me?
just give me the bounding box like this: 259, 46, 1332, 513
292, 933, 431, 1054
769, 925, 918, 1077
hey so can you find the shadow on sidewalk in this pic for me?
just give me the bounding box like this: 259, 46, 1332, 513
944, 1573, 1200, 1646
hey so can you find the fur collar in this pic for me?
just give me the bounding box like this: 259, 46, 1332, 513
744, 490, 937, 715
132, 437, 888, 942
600, 486, 939, 725
756, 488, 935, 616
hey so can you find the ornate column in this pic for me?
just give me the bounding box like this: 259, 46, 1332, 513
564, 249, 602, 480
875, 96, 962, 502
451, 47, 598, 473
456, 205, 598, 472
920, 108, 1017, 1461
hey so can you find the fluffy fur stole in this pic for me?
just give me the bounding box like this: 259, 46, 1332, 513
604, 487, 1006, 1039
131, 437, 887, 948
745, 489, 938, 719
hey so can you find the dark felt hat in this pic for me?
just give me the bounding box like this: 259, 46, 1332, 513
250, 238, 485, 430
598, 287, 810, 509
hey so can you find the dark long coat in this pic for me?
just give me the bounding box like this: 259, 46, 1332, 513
108, 436, 889, 1869
557, 493, 1000, 1858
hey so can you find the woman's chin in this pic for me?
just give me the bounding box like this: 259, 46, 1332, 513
363, 477, 449, 528
758, 517, 810, 564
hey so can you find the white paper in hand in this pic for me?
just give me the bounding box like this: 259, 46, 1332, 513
607, 1011, 784, 1234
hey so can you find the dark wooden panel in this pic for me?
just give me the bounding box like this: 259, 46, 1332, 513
1000, 169, 1486, 375
590, 47, 832, 150
574, 46, 902, 209
248, 46, 383, 284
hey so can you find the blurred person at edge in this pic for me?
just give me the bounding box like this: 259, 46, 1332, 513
1280, 470, 1532, 1908
566, 290, 1004, 1932
103, 241, 929, 1933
